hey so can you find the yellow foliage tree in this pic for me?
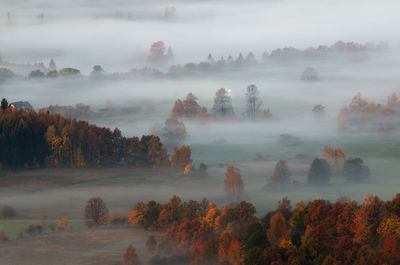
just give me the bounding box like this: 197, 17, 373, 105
267, 212, 288, 245
377, 216, 400, 239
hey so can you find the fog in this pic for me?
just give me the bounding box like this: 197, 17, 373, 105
1, 0, 400, 263
1, 0, 400, 72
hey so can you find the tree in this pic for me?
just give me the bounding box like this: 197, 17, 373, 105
343, 158, 370, 182
58, 217, 68, 230
382, 234, 400, 263
59, 68, 80, 76
46, 70, 59, 78
29, 70, 45, 78
171, 145, 192, 173
0, 68, 14, 82
148, 41, 166, 64
269, 160, 291, 187
158, 195, 183, 227
146, 235, 157, 252
123, 244, 141, 265
212, 88, 234, 118
244, 222, 267, 250
195, 163, 208, 178
320, 147, 346, 176
1, 98, 8, 110
308, 158, 331, 185
225, 166, 245, 202
184, 164, 193, 176
162, 118, 187, 147
49, 58, 56, 70
91, 65, 104, 77
244, 84, 262, 120
183, 93, 201, 117
301, 67, 319, 83
128, 201, 160, 229
267, 213, 288, 245
171, 99, 185, 118
0, 205, 16, 218
84, 197, 109, 226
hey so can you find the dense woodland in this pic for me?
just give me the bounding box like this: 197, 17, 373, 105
80, 193, 400, 265
0, 99, 193, 170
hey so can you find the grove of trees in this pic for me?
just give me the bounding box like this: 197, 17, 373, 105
0, 104, 194, 172
117, 193, 400, 265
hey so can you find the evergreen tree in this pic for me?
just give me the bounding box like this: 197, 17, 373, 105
1, 98, 8, 110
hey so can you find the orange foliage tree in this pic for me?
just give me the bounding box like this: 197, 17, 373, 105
171, 145, 192, 173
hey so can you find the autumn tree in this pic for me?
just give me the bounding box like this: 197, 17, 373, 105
320, 146, 345, 176
382, 234, 400, 264
183, 93, 201, 118
385, 193, 400, 218
84, 197, 109, 227
171, 99, 185, 118
267, 213, 288, 245
171, 145, 192, 173
123, 244, 141, 265
184, 164, 193, 176
244, 84, 262, 120
308, 158, 331, 185
212, 88, 234, 119
58, 217, 68, 230
158, 195, 183, 227
225, 166, 245, 202
128, 200, 160, 229
148, 41, 169, 65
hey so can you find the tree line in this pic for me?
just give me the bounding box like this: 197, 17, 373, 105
81, 193, 400, 265
0, 101, 194, 171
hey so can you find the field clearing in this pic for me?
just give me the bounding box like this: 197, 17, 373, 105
0, 228, 161, 265
1, 127, 400, 242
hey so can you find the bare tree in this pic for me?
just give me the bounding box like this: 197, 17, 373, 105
244, 84, 262, 119
84, 197, 109, 226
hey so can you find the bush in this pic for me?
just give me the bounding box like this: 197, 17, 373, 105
25, 224, 43, 235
